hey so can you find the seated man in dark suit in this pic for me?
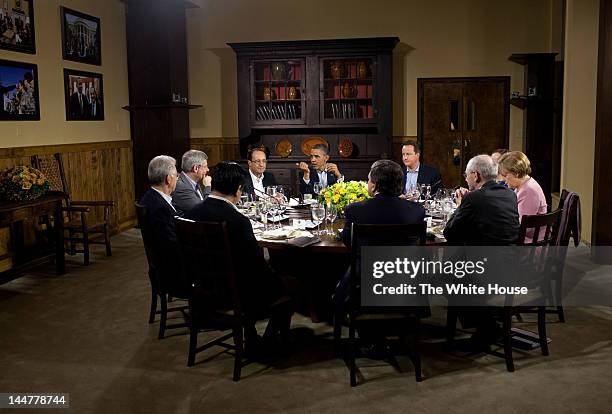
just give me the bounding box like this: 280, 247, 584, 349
341, 159, 426, 245
185, 162, 292, 350
443, 154, 520, 347
297, 143, 343, 196
242, 145, 277, 198
400, 141, 443, 198
336, 159, 428, 353
171, 150, 211, 216
138, 155, 189, 296
444, 154, 519, 245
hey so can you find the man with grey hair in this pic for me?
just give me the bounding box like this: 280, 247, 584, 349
443, 155, 520, 349
444, 154, 519, 246
296, 143, 343, 195
172, 149, 211, 215
139, 155, 180, 242
139, 156, 190, 298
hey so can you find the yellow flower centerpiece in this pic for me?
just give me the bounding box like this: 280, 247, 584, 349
0, 165, 50, 201
319, 181, 370, 214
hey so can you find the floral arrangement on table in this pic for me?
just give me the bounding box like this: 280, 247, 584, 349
319, 181, 370, 213
0, 165, 50, 202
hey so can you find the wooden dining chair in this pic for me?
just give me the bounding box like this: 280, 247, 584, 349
31, 153, 114, 265
338, 221, 429, 386
501, 209, 562, 372
134, 202, 188, 338
174, 218, 249, 382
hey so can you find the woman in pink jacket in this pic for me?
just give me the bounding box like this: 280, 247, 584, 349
497, 151, 548, 242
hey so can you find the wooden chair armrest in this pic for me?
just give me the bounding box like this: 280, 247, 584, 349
71, 200, 115, 207
62, 206, 90, 213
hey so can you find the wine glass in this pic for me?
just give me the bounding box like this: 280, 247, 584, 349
326, 204, 338, 235
313, 182, 322, 198
311, 203, 325, 235
257, 201, 270, 231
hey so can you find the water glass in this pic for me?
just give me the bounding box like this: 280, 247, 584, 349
311, 203, 325, 235
313, 183, 322, 197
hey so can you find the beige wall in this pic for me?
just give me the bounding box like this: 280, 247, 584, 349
561, 0, 600, 242
187, 0, 558, 149
0, 0, 129, 148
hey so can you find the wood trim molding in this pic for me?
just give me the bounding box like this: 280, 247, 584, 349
0, 140, 132, 159
392, 136, 418, 144
190, 137, 239, 145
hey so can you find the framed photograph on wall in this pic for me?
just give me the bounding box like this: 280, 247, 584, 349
0, 0, 36, 54
63, 69, 104, 121
0, 59, 40, 121
60, 7, 101, 65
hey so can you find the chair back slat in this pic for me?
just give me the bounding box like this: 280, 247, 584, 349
134, 202, 155, 266
518, 210, 562, 247
555, 189, 581, 246
31, 153, 69, 196
175, 218, 241, 315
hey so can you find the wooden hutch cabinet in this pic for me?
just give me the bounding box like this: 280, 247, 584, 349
229, 37, 399, 194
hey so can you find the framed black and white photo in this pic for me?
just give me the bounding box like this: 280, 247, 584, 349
63, 69, 104, 121
61, 7, 101, 65
0, 59, 40, 121
0, 0, 36, 54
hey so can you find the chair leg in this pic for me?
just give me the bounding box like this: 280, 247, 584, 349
148, 286, 158, 324
557, 306, 566, 323
158, 294, 168, 339
503, 309, 515, 372
411, 319, 423, 382
348, 318, 357, 387
69, 229, 76, 255
445, 308, 458, 349
232, 324, 244, 382
538, 306, 550, 356
333, 313, 343, 356
83, 231, 90, 265
104, 226, 112, 256
187, 308, 198, 367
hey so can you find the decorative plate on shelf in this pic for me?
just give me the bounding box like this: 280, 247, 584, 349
275, 139, 293, 158
301, 137, 329, 156
338, 138, 354, 158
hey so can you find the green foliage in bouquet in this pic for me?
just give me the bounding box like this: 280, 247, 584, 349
0, 165, 50, 201
319, 181, 370, 213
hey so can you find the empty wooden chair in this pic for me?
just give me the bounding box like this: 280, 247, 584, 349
31, 153, 114, 265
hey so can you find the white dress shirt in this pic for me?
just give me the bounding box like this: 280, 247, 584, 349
249, 169, 265, 195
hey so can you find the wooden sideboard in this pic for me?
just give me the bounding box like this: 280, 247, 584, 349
0, 192, 66, 279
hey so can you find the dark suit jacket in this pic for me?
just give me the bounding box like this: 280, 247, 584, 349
171, 172, 211, 216
337, 194, 429, 318
139, 188, 188, 296
242, 170, 277, 197
401, 164, 443, 195
185, 197, 284, 313
443, 180, 520, 245
299, 167, 339, 195
341, 194, 426, 246
69, 92, 85, 119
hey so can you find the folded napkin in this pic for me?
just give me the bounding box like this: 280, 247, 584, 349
260, 228, 313, 240
268, 214, 289, 223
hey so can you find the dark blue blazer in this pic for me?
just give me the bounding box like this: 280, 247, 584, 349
401, 164, 443, 195
299, 167, 339, 195
340, 194, 426, 246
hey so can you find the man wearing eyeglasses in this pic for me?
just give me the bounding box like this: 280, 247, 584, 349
171, 150, 211, 215
242, 145, 277, 197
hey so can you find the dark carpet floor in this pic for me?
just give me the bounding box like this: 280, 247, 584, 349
1, 229, 611, 413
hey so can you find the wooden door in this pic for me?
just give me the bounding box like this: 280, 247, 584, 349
418, 77, 509, 188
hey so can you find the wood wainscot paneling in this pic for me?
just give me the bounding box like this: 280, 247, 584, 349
0, 141, 136, 272
190, 137, 240, 166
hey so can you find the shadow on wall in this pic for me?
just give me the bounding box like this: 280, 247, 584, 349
393, 42, 415, 136
208, 48, 238, 137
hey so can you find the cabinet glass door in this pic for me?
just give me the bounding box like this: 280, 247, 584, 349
320, 57, 377, 124
252, 59, 305, 125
